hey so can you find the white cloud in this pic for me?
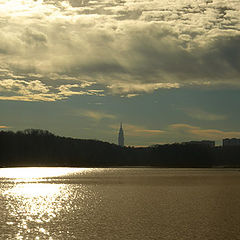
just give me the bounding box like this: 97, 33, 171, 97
58, 84, 87, 96
58, 84, 104, 96
0, 79, 103, 101
0, 94, 61, 102
108, 82, 180, 95
0, 79, 49, 95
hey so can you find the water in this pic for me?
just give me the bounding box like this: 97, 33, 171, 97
0, 168, 240, 240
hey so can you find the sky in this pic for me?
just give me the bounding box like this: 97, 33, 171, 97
0, 0, 240, 146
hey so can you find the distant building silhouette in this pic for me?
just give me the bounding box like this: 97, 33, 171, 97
223, 138, 240, 146
118, 123, 124, 147
182, 140, 215, 147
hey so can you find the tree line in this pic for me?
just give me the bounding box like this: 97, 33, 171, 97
0, 129, 240, 167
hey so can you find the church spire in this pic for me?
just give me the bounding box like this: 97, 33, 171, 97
118, 122, 124, 147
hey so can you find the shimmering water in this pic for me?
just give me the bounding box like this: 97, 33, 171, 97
0, 168, 240, 240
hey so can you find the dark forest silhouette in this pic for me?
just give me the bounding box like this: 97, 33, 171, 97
0, 129, 240, 167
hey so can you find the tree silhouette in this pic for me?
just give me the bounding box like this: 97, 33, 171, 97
0, 129, 240, 167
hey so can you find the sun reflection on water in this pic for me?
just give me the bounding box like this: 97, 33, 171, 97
3, 183, 70, 239
0, 168, 90, 239
4, 183, 64, 197
0, 167, 87, 181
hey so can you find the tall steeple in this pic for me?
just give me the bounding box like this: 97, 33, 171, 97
118, 122, 124, 147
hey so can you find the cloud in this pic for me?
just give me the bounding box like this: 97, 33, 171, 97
22, 28, 47, 48
107, 82, 180, 95
169, 123, 240, 140
0, 78, 103, 101
0, 79, 61, 101
183, 108, 227, 121
82, 111, 116, 121
0, 79, 49, 94
110, 123, 165, 137
0, 79, 59, 101
0, 125, 9, 129
0, 0, 239, 101
58, 84, 104, 96
0, 94, 60, 102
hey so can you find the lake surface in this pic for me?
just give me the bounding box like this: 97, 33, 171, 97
0, 168, 240, 240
